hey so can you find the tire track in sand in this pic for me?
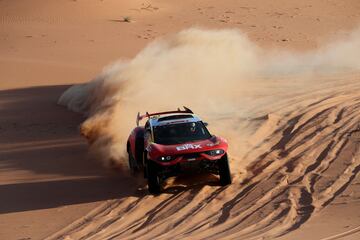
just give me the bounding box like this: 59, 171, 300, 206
46, 74, 360, 240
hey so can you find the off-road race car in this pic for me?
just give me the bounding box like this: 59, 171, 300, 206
127, 107, 231, 194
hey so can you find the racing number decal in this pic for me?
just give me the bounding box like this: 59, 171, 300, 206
176, 144, 202, 151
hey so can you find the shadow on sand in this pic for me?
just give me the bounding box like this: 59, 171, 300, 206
0, 86, 218, 214
0, 86, 135, 213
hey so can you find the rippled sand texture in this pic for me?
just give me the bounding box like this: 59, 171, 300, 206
48, 73, 360, 240
2, 1, 360, 239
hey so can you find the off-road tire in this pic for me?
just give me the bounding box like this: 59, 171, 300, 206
147, 160, 161, 194
135, 130, 144, 167
143, 151, 148, 178
218, 154, 232, 186
128, 152, 138, 175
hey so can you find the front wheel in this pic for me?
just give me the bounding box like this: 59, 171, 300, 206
218, 154, 232, 186
147, 160, 162, 194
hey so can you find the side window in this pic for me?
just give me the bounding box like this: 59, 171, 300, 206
144, 129, 152, 146
145, 121, 150, 130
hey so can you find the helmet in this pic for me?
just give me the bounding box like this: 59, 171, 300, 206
190, 122, 196, 132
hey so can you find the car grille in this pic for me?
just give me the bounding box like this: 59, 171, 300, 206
181, 152, 202, 159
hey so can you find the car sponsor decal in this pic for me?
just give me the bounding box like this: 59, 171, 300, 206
176, 144, 202, 151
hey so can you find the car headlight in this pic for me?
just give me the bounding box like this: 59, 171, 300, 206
205, 149, 225, 156
159, 156, 174, 161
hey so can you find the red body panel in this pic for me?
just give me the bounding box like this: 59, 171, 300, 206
127, 110, 228, 168
128, 129, 228, 166
147, 137, 227, 166
128, 126, 144, 158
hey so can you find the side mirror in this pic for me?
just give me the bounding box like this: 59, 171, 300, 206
203, 122, 209, 127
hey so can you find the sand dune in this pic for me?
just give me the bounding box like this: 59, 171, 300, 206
48, 72, 360, 240
1, 0, 360, 240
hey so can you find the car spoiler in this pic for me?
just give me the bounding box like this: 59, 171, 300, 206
136, 106, 193, 126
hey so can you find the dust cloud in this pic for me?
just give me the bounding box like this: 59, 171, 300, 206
58, 28, 360, 170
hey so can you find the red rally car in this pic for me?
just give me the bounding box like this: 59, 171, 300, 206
127, 107, 231, 194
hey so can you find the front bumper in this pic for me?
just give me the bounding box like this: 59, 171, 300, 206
152, 152, 226, 166
157, 159, 220, 178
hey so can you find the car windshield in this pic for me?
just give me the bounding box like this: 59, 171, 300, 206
153, 121, 211, 145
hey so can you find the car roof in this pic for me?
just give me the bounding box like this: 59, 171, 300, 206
149, 114, 202, 127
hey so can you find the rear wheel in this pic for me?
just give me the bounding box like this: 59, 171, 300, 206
218, 154, 232, 186
143, 151, 148, 178
147, 160, 161, 194
135, 130, 144, 168
128, 152, 138, 175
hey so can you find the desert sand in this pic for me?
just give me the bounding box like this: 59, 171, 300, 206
1, 0, 360, 240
